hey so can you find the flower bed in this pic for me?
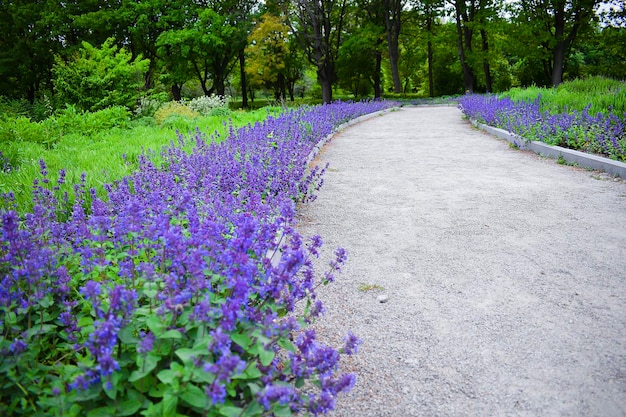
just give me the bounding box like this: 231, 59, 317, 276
458, 94, 626, 162
0, 101, 396, 417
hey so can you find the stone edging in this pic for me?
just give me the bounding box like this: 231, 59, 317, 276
470, 119, 626, 179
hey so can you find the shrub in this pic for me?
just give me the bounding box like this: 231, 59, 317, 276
52, 37, 150, 112
160, 114, 199, 132
0, 116, 51, 146
0, 100, 398, 417
187, 95, 230, 116
46, 105, 131, 139
135, 94, 169, 119
154, 102, 200, 126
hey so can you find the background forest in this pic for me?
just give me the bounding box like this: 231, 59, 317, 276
0, 0, 625, 110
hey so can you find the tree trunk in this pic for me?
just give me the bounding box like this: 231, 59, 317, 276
426, 13, 434, 97
318, 66, 333, 103
214, 78, 226, 97
454, 1, 474, 93
427, 40, 434, 97
288, 82, 295, 101
480, 28, 492, 92
551, 42, 566, 86
551, 2, 566, 86
373, 50, 382, 99
384, 0, 403, 93
238, 49, 248, 108
171, 84, 182, 101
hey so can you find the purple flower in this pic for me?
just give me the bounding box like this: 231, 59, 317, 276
343, 331, 361, 355
9, 338, 27, 354
258, 385, 300, 411
205, 381, 227, 405
137, 332, 155, 354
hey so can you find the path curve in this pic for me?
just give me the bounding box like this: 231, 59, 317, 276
297, 106, 626, 417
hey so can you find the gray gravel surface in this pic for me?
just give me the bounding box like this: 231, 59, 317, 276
296, 106, 626, 417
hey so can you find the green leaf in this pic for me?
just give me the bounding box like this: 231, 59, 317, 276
146, 316, 165, 337
129, 354, 159, 382
25, 324, 56, 339
241, 402, 263, 417
273, 405, 293, 417
180, 384, 207, 409
148, 383, 166, 398
163, 393, 178, 417
161, 329, 183, 339
191, 368, 215, 384
242, 364, 262, 379
277, 338, 297, 353
118, 325, 139, 344
259, 348, 275, 367
103, 380, 117, 400
38, 294, 54, 308
246, 382, 261, 395
4, 310, 17, 324
231, 333, 252, 350
87, 406, 116, 417
295, 377, 304, 389
117, 398, 143, 416
157, 369, 177, 385
219, 405, 244, 417
175, 343, 208, 365
142, 282, 159, 299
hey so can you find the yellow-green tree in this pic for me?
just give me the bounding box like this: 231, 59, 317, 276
246, 13, 292, 100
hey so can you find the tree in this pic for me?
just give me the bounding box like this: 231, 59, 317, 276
52, 38, 150, 111
282, 0, 349, 103
515, 0, 601, 86
410, 0, 445, 97
155, 0, 257, 100
336, 28, 381, 97
0, 0, 61, 102
383, 0, 406, 93
246, 13, 292, 100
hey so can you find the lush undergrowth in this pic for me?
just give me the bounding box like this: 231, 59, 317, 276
501, 76, 626, 116
1, 107, 275, 212
0, 100, 397, 417
458, 77, 626, 161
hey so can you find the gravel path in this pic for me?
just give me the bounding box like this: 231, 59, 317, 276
297, 106, 626, 417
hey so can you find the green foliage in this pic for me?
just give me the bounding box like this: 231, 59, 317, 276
0, 108, 271, 211
501, 76, 626, 116
0, 106, 131, 156
52, 38, 150, 112
187, 95, 230, 116
336, 28, 380, 98
0, 213, 335, 417
154, 102, 200, 126
134, 94, 169, 118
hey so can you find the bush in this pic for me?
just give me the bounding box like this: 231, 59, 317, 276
0, 105, 132, 154
0, 116, 52, 146
187, 95, 230, 116
45, 105, 131, 139
160, 114, 199, 132
52, 37, 150, 112
135, 94, 169, 119
154, 102, 200, 126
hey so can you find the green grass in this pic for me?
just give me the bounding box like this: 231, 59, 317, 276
1, 109, 275, 212
230, 97, 324, 110
500, 76, 626, 116
358, 282, 385, 292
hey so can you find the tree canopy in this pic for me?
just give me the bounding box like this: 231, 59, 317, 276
0, 0, 623, 106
